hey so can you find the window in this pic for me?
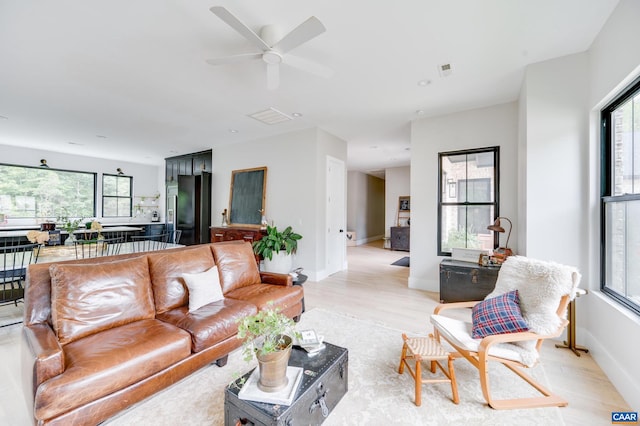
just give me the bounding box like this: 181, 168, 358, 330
0, 164, 95, 219
438, 147, 499, 256
601, 76, 640, 315
102, 174, 132, 217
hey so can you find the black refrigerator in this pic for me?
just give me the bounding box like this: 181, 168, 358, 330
166, 172, 211, 246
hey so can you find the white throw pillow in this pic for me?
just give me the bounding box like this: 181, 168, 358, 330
183, 266, 224, 312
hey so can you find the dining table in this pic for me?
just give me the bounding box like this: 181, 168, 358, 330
32, 241, 185, 264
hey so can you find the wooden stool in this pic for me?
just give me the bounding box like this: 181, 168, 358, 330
398, 333, 459, 406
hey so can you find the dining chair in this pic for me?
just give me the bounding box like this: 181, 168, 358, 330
172, 230, 182, 245
1, 243, 40, 309
430, 255, 581, 410
130, 233, 171, 252
74, 236, 124, 259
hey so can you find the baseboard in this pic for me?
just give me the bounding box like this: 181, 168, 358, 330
582, 328, 639, 410
354, 234, 385, 246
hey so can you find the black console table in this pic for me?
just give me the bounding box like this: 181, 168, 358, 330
390, 226, 410, 251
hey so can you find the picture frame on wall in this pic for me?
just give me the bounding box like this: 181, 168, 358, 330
397, 196, 410, 227
399, 196, 410, 211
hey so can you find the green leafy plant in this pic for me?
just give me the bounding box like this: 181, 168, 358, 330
252, 225, 302, 261
57, 209, 84, 234
236, 304, 300, 362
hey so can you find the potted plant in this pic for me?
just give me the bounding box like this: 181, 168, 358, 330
57, 210, 84, 245
236, 304, 300, 392
252, 225, 302, 273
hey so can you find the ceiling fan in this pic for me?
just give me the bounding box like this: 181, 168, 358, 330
206, 6, 332, 90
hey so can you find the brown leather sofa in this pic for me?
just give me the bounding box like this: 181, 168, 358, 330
21, 241, 304, 425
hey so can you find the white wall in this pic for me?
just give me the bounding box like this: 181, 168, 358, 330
410, 102, 518, 291
583, 0, 640, 409
384, 166, 410, 236
0, 144, 162, 225
521, 52, 589, 268
513, 0, 640, 409
346, 171, 385, 244
211, 127, 347, 281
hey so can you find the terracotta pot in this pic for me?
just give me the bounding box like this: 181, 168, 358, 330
256, 335, 293, 392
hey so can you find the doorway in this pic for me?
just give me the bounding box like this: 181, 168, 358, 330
326, 156, 346, 276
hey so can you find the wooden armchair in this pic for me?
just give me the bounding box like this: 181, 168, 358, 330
430, 256, 581, 410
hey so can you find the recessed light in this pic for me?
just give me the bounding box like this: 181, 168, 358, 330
96, 135, 107, 139
417, 79, 431, 87
0, 115, 8, 120
68, 141, 84, 146
229, 129, 239, 133
416, 110, 425, 115
292, 112, 303, 117
405, 147, 411, 151
370, 146, 378, 149
169, 150, 178, 154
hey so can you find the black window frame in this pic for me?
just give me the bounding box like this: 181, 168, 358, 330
600, 74, 640, 316
437, 146, 500, 256
101, 173, 133, 218
0, 162, 96, 219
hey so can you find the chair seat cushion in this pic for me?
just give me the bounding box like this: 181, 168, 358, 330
471, 290, 529, 338
34, 319, 191, 421
431, 314, 529, 365
157, 298, 257, 353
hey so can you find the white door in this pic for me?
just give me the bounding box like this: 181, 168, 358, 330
326, 156, 346, 276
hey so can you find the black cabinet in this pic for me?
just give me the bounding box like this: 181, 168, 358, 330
192, 152, 212, 175
165, 150, 211, 182
390, 226, 410, 251
165, 156, 192, 182
439, 259, 499, 303
145, 224, 166, 237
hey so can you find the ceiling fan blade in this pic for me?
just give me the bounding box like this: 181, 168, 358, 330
210, 6, 270, 52
285, 54, 333, 79
267, 63, 280, 90
271, 16, 326, 54
206, 53, 262, 66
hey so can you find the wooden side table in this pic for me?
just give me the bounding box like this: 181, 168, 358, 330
555, 288, 589, 356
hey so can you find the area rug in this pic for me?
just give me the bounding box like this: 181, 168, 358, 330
392, 256, 410, 267
107, 309, 564, 426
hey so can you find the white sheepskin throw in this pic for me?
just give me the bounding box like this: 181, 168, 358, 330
487, 256, 581, 335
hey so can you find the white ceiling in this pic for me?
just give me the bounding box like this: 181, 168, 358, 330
0, 0, 619, 176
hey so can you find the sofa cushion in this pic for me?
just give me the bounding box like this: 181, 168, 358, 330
211, 242, 262, 294
147, 245, 216, 314
157, 298, 258, 352
226, 284, 304, 312
34, 319, 191, 421
49, 256, 155, 345
183, 266, 225, 312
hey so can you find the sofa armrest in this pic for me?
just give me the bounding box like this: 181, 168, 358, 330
21, 323, 65, 399
260, 272, 293, 287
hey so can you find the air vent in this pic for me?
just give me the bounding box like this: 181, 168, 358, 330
248, 107, 293, 125
438, 63, 453, 77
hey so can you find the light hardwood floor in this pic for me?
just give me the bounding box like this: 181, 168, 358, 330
304, 241, 631, 426
0, 241, 631, 424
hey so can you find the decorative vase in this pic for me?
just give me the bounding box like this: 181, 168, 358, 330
263, 250, 293, 274
64, 234, 77, 246
256, 335, 293, 392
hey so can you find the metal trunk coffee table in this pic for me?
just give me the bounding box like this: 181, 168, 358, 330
225, 342, 348, 426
